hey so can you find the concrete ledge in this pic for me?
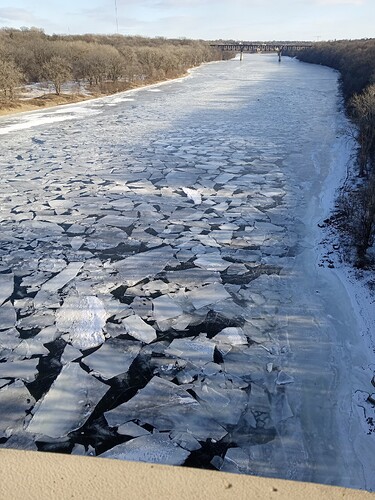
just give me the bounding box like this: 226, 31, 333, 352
0, 449, 373, 499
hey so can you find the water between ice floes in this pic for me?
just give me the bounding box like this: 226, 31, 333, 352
0, 54, 374, 490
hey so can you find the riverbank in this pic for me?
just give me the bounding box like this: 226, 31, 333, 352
0, 80, 180, 118
315, 119, 375, 488
0, 61, 223, 118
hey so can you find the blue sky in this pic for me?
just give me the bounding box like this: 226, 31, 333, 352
0, 0, 373, 40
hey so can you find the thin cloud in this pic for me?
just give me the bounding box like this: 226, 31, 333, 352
315, 0, 365, 5
0, 7, 41, 23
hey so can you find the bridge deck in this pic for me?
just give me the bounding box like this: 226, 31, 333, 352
210, 43, 313, 52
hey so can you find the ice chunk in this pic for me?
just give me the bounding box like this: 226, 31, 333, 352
0, 381, 35, 438
17, 311, 55, 330
170, 430, 201, 451
194, 253, 230, 272
34, 326, 60, 345
0, 431, 37, 451
41, 262, 83, 293
0, 273, 13, 306
56, 295, 107, 350
13, 339, 49, 358
113, 246, 174, 286
33, 289, 61, 309
100, 433, 190, 466
82, 339, 141, 379
193, 382, 247, 426
248, 384, 271, 412
182, 187, 202, 205
0, 328, 20, 350
97, 215, 134, 228
61, 344, 82, 365
71, 444, 95, 456
164, 268, 221, 288
166, 170, 198, 187
104, 377, 226, 441
27, 362, 108, 438
276, 371, 295, 385
38, 258, 67, 273
70, 236, 85, 250
220, 447, 250, 474
152, 295, 184, 323
271, 392, 294, 423
0, 301, 17, 330
0, 359, 39, 382
186, 283, 231, 310
165, 337, 215, 367
213, 327, 248, 346
122, 315, 157, 344
117, 421, 150, 437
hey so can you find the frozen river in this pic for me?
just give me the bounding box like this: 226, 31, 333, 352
0, 54, 374, 490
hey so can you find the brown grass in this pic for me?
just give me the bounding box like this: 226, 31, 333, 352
0, 93, 94, 116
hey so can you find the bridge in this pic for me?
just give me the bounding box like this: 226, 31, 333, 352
210, 42, 313, 61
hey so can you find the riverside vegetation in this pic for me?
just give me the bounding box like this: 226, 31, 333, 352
295, 39, 375, 267
0, 27, 229, 112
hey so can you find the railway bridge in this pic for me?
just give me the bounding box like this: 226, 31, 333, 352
210, 42, 313, 61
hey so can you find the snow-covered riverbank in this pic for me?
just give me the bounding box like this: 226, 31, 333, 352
0, 53, 374, 490
314, 120, 375, 489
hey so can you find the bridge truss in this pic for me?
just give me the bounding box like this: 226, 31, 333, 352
210, 42, 313, 61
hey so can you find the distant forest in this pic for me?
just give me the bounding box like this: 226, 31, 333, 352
295, 39, 375, 267
0, 27, 228, 99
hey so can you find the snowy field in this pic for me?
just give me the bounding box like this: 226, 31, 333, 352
0, 54, 374, 490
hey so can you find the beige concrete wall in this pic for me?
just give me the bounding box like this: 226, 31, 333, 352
0, 449, 373, 499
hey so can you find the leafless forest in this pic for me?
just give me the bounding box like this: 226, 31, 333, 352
0, 28, 228, 103
296, 40, 375, 267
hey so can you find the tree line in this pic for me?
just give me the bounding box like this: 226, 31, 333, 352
295, 39, 375, 267
0, 27, 229, 99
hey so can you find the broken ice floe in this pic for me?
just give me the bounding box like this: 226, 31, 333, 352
0, 66, 305, 474
27, 362, 108, 438
0, 358, 39, 382
0, 301, 17, 330
56, 295, 107, 350
104, 376, 227, 441
0, 273, 14, 306
122, 314, 157, 344
0, 381, 35, 438
82, 339, 141, 379
41, 262, 83, 293
100, 433, 190, 466
165, 337, 215, 367
113, 246, 174, 286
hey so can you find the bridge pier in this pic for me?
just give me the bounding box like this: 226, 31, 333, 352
240, 47, 244, 61
278, 49, 282, 62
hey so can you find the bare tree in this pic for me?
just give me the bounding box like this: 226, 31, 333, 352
350, 85, 375, 177
0, 59, 24, 99
42, 56, 72, 95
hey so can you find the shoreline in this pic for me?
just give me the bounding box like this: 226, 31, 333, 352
0, 59, 226, 119
0, 71, 195, 118
314, 109, 375, 489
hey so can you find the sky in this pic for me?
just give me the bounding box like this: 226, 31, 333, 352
0, 0, 373, 41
